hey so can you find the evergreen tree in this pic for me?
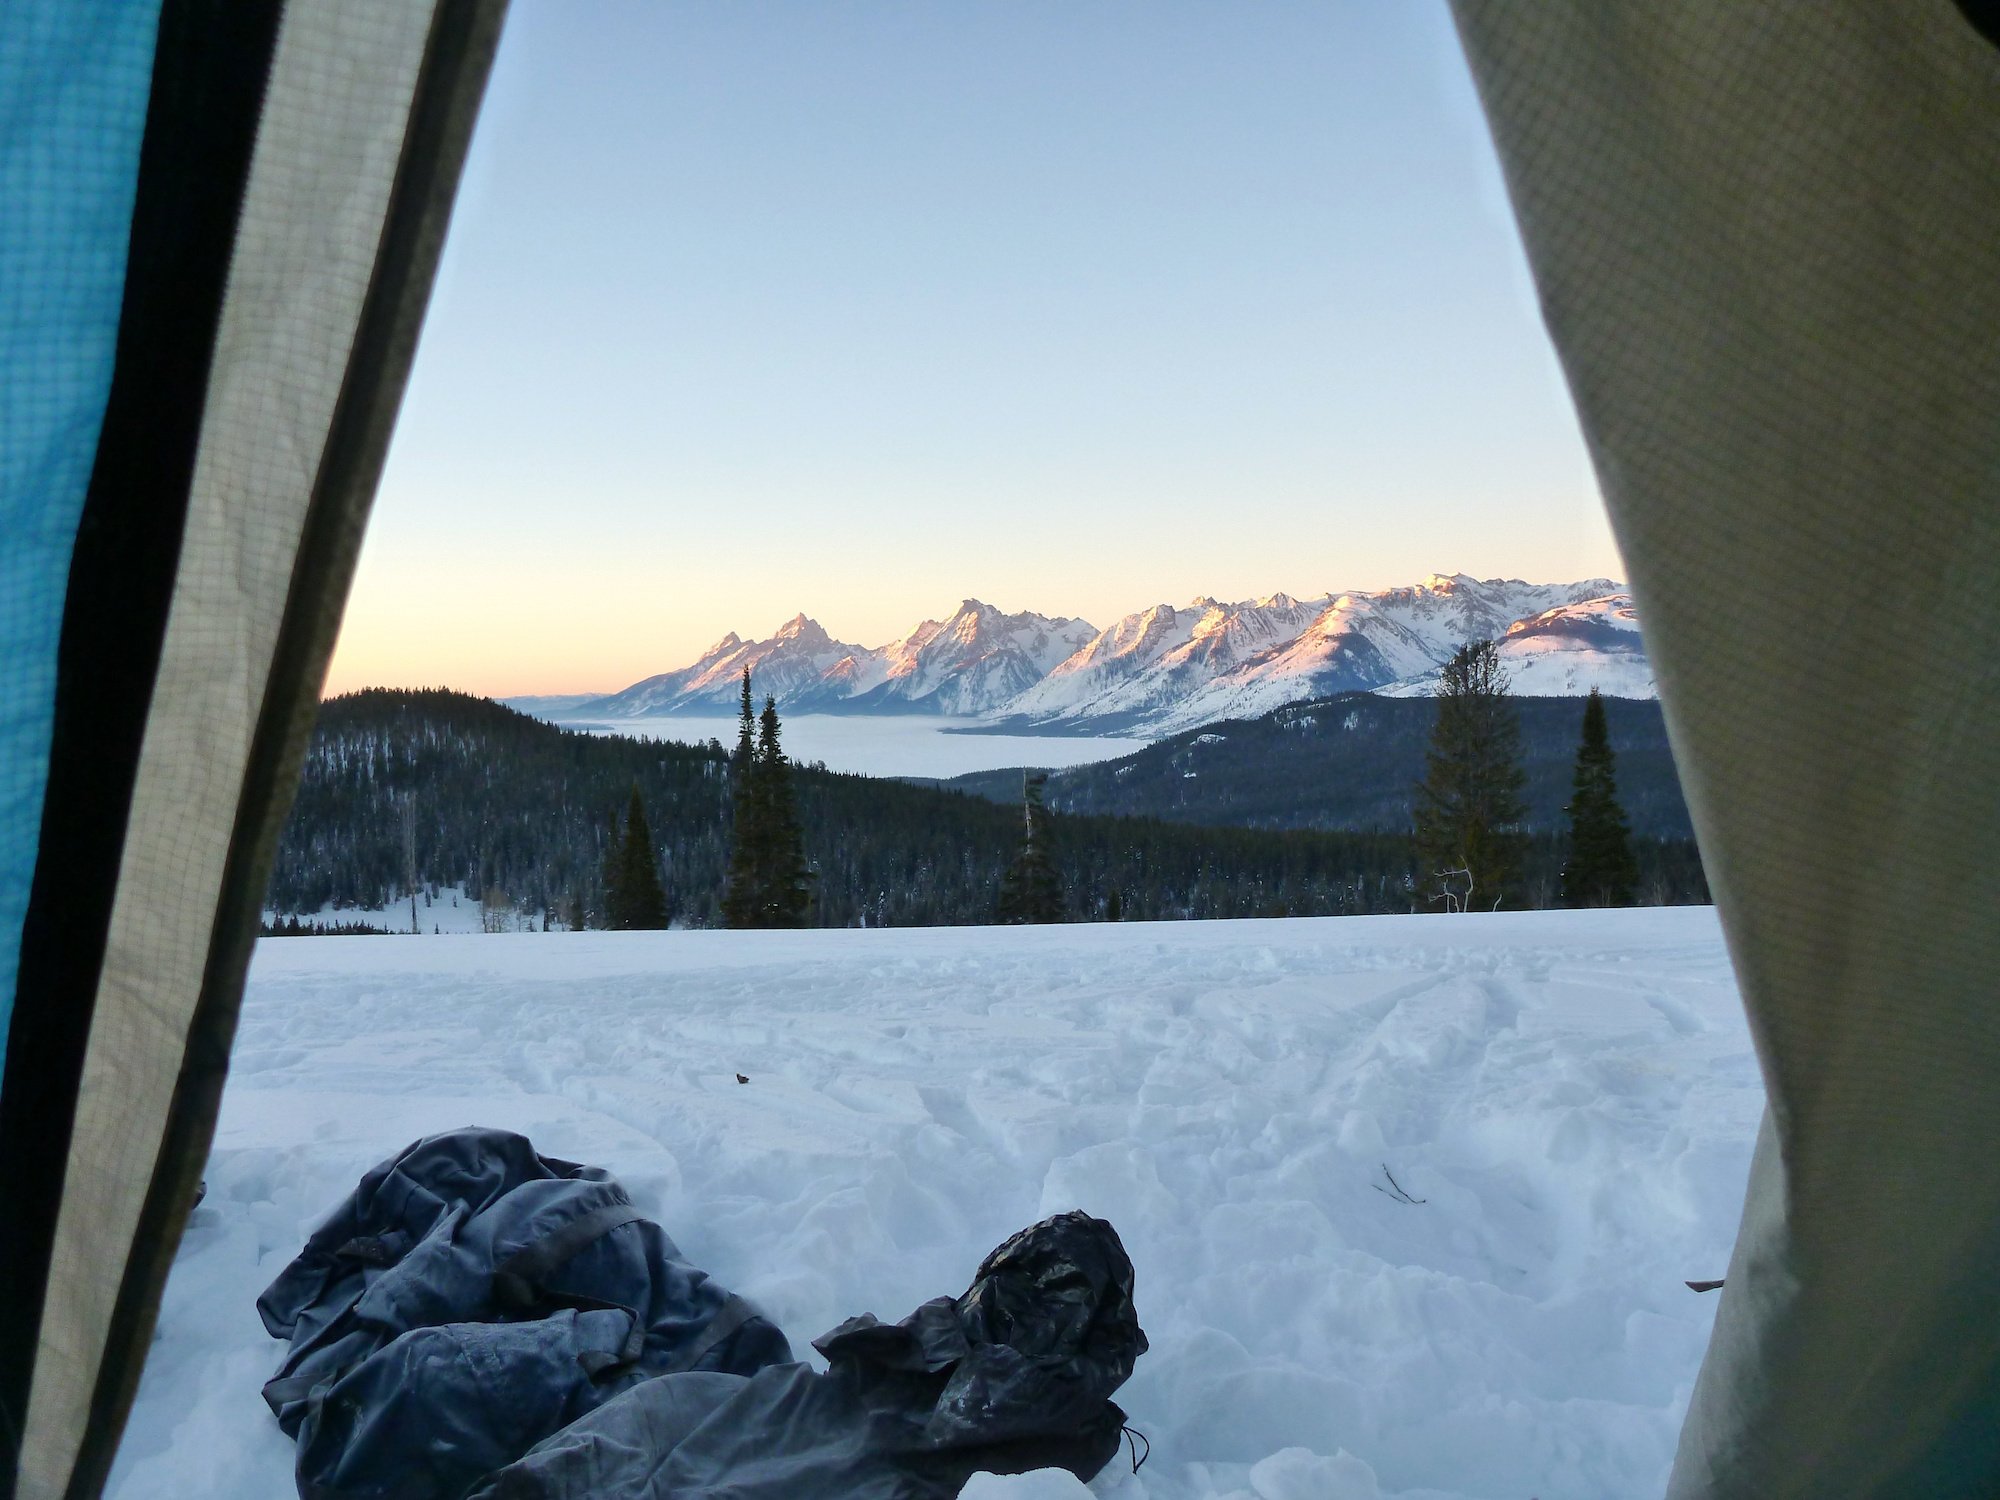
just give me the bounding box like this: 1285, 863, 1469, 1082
721, 669, 760, 928
1562, 689, 1639, 907
263, 688, 1712, 931
599, 805, 620, 923
729, 668, 755, 781
998, 772, 1064, 923
606, 783, 670, 929
1413, 640, 1526, 910
750, 696, 813, 926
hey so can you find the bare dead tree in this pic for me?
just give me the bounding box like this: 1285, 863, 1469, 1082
1431, 864, 1474, 915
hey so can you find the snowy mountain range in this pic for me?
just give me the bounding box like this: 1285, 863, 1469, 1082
573, 575, 1654, 732
582, 600, 1098, 719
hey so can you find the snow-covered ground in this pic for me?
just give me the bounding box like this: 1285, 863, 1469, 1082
266, 883, 507, 934
109, 909, 1759, 1500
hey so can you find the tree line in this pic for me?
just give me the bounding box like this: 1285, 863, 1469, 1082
994, 689, 1691, 839
599, 670, 821, 930
265, 669, 1699, 934
1413, 639, 1643, 912
266, 688, 1428, 930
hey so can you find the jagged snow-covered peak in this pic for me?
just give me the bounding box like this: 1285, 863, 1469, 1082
579, 614, 864, 716
1001, 604, 1189, 721
1378, 592, 1652, 699
578, 576, 1649, 728
580, 602, 1096, 718
1010, 576, 1639, 732
1359, 573, 1622, 641
872, 600, 1067, 678
1505, 594, 1643, 646
854, 600, 1098, 715
771, 613, 835, 646
1003, 593, 1334, 723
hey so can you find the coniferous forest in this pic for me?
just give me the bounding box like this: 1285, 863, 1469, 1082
264, 689, 1707, 930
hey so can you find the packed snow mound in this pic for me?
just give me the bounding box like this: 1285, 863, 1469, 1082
962, 1472, 1098, 1498
108, 909, 1756, 1500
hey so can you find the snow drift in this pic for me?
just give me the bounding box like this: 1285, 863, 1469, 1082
108, 909, 1755, 1500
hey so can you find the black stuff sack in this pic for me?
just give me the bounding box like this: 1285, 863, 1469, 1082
469, 1209, 1149, 1499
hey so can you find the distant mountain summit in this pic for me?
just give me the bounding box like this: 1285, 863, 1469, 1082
584, 614, 864, 718
999, 575, 1644, 732
839, 600, 1100, 716
578, 601, 1096, 718
1378, 591, 1651, 700
571, 575, 1653, 731
1002, 591, 1331, 727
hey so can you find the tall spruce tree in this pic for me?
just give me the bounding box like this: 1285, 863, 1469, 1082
1562, 689, 1639, 907
1413, 639, 1527, 910
751, 695, 813, 926
721, 669, 759, 927
606, 783, 670, 929
998, 772, 1064, 923
599, 804, 621, 924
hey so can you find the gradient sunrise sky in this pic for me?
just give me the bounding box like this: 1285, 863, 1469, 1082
323, 0, 1621, 699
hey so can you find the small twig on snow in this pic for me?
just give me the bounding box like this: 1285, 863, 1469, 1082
1372, 1164, 1426, 1205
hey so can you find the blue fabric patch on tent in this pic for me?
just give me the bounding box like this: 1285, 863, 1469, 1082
0, 0, 163, 1063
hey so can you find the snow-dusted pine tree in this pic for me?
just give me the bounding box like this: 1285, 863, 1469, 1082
750, 696, 813, 927
606, 784, 669, 929
1562, 689, 1639, 907
998, 772, 1063, 923
1413, 640, 1526, 910
721, 669, 759, 928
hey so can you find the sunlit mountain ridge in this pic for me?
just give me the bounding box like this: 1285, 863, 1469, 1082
573, 574, 1653, 732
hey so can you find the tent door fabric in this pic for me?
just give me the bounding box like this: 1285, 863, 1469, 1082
0, 4, 505, 1498
1447, 2, 2000, 1495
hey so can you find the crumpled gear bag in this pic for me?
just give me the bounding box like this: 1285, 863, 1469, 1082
468, 1209, 1149, 1499
256, 1128, 791, 1500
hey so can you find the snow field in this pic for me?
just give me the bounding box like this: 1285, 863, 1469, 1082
266, 883, 498, 934
270, 880, 548, 940
107, 909, 1760, 1500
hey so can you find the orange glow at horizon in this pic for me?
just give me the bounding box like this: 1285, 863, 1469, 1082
317, 0, 1629, 702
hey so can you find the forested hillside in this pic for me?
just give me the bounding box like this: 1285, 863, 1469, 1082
270, 691, 1420, 926
267, 690, 1705, 929
943, 692, 1693, 837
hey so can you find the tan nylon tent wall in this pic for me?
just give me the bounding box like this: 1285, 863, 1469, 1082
1447, 3, 2000, 1493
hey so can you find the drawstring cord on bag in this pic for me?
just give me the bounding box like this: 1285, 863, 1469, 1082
1121, 1423, 1150, 1474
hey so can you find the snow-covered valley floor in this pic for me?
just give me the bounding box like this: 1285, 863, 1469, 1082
108, 909, 1760, 1500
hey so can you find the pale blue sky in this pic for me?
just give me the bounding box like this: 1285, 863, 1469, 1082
328, 0, 1619, 696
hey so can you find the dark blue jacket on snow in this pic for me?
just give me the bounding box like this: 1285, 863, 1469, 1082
257, 1129, 789, 1500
